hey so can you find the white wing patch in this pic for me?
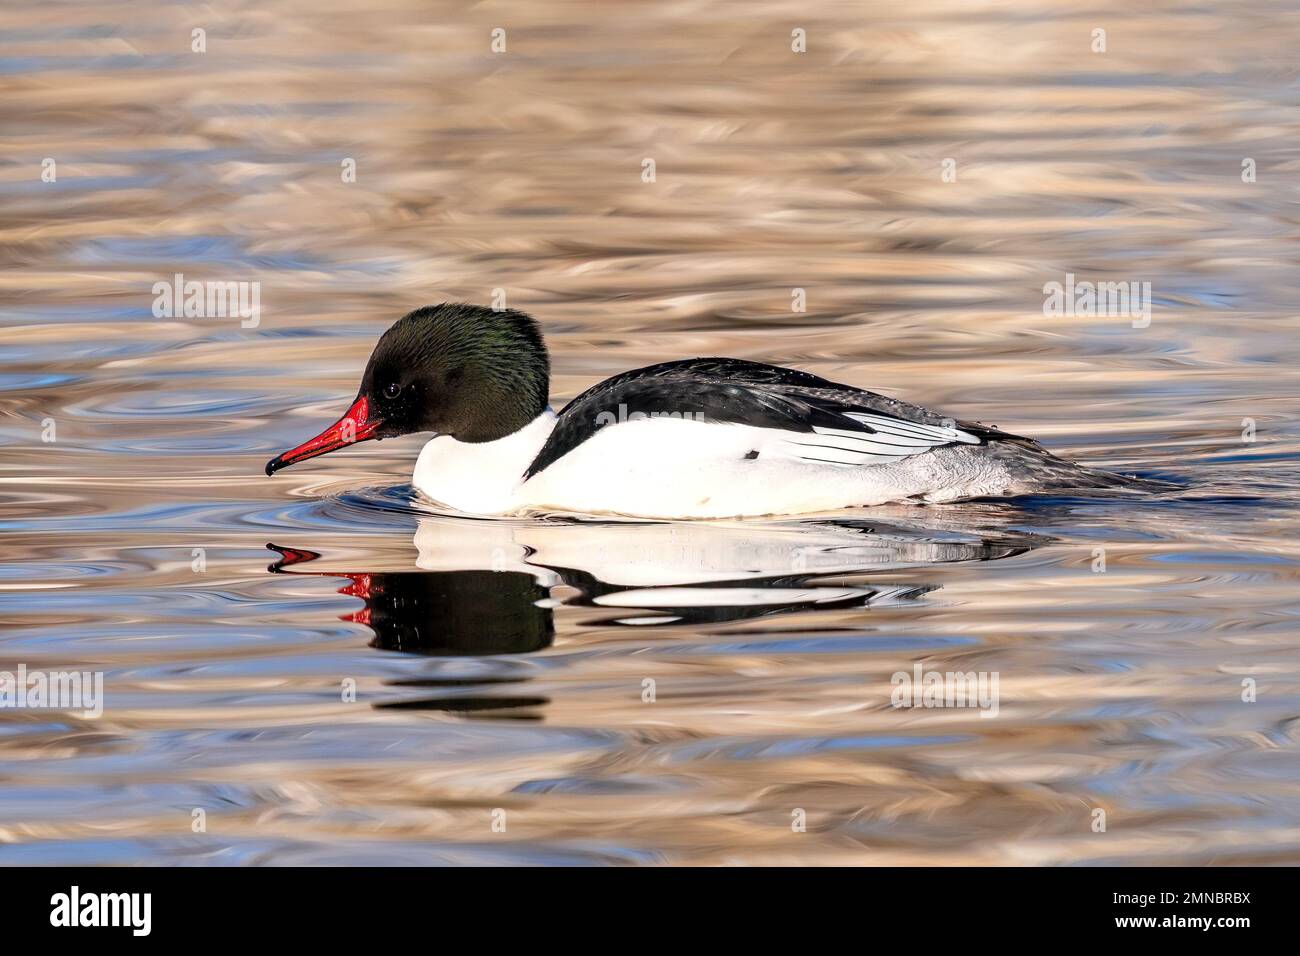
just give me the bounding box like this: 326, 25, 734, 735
779, 412, 980, 467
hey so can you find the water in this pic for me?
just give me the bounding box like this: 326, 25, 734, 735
3, 0, 1299, 865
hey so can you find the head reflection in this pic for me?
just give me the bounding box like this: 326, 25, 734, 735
269, 545, 553, 656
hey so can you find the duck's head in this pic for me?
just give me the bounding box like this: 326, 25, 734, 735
265, 303, 549, 475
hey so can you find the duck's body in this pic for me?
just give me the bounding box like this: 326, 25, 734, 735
414, 358, 1121, 518
267, 304, 1140, 519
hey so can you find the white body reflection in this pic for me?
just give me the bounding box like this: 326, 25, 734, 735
269, 508, 1042, 664
403, 509, 1042, 625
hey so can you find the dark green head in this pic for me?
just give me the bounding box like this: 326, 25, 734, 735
361, 303, 550, 442
266, 303, 550, 475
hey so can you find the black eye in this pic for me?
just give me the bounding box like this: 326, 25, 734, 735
383, 382, 401, 399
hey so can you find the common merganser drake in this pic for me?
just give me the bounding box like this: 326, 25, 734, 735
265, 303, 1142, 519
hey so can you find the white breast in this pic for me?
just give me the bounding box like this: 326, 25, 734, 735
412, 412, 556, 515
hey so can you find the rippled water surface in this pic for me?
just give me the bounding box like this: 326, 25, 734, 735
3, 0, 1299, 865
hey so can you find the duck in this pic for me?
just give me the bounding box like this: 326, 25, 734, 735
265, 303, 1144, 519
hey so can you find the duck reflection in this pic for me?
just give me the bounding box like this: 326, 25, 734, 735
269, 513, 1043, 718
268, 511, 1044, 647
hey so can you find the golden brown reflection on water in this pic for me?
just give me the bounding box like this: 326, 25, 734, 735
2, 0, 1299, 864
